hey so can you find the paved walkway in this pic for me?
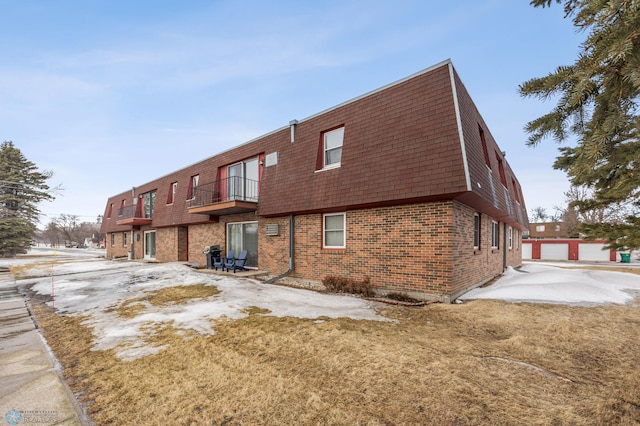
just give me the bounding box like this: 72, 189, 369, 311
0, 272, 87, 425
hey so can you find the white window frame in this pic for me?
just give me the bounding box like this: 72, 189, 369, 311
508, 226, 513, 250
168, 182, 177, 204
491, 221, 499, 249
323, 127, 344, 169
473, 213, 480, 250
123, 232, 127, 247
323, 213, 346, 249
188, 175, 199, 200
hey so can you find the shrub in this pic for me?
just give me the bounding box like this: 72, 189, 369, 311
322, 275, 375, 297
385, 292, 422, 303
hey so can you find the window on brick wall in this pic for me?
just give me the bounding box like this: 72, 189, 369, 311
491, 221, 499, 248
107, 203, 113, 219
473, 213, 481, 249
319, 126, 344, 170
508, 226, 513, 249
323, 213, 345, 248
167, 182, 177, 204
123, 232, 127, 247
110, 233, 115, 246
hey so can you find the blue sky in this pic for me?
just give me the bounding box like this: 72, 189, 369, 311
1, 0, 585, 226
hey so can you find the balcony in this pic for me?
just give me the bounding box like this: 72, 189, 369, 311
116, 204, 152, 227
188, 176, 259, 217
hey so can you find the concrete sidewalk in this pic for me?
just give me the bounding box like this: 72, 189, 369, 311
0, 273, 87, 425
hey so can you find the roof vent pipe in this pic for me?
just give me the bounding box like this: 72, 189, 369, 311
289, 119, 298, 143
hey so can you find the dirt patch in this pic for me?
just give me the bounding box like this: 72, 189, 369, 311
29, 290, 640, 425
104, 284, 221, 318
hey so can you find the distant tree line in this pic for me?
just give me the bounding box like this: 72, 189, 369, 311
38, 214, 104, 248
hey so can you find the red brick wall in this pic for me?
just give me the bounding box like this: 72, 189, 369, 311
109, 199, 521, 301
187, 213, 258, 266
260, 201, 522, 301
450, 202, 521, 298
106, 231, 130, 259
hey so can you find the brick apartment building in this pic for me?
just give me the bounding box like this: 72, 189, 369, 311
100, 59, 529, 302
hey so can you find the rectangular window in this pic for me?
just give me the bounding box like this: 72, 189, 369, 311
123, 232, 127, 247
188, 175, 199, 199
495, 152, 507, 187
323, 213, 345, 248
323, 127, 344, 168
511, 178, 520, 203
143, 190, 156, 219
118, 200, 126, 217
473, 213, 480, 249
491, 221, 499, 249
508, 226, 513, 249
479, 124, 491, 168
107, 203, 113, 218
536, 225, 545, 232
110, 233, 115, 246
167, 182, 177, 204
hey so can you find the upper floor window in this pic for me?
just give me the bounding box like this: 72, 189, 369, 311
188, 175, 199, 200
323, 213, 345, 249
143, 190, 156, 219
167, 182, 177, 204
495, 152, 507, 187
323, 127, 344, 168
511, 178, 520, 203
478, 124, 491, 168
228, 157, 259, 202
118, 199, 126, 217
107, 203, 113, 218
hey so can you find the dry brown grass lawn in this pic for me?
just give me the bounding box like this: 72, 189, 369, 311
30, 282, 640, 426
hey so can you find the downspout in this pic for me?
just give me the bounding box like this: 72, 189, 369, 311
129, 187, 136, 260
503, 223, 507, 271
265, 215, 295, 284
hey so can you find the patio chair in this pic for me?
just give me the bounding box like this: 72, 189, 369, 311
224, 249, 248, 273
214, 249, 235, 271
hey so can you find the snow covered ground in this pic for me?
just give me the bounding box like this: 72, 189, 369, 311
9, 253, 387, 360
3, 250, 640, 360
461, 262, 640, 305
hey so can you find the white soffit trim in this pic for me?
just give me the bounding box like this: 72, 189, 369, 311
448, 62, 472, 192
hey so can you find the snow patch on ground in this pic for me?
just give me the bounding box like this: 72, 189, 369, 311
461, 263, 640, 305
6, 253, 640, 361
23, 259, 387, 361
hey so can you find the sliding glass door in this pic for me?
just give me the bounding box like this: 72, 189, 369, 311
227, 221, 258, 268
